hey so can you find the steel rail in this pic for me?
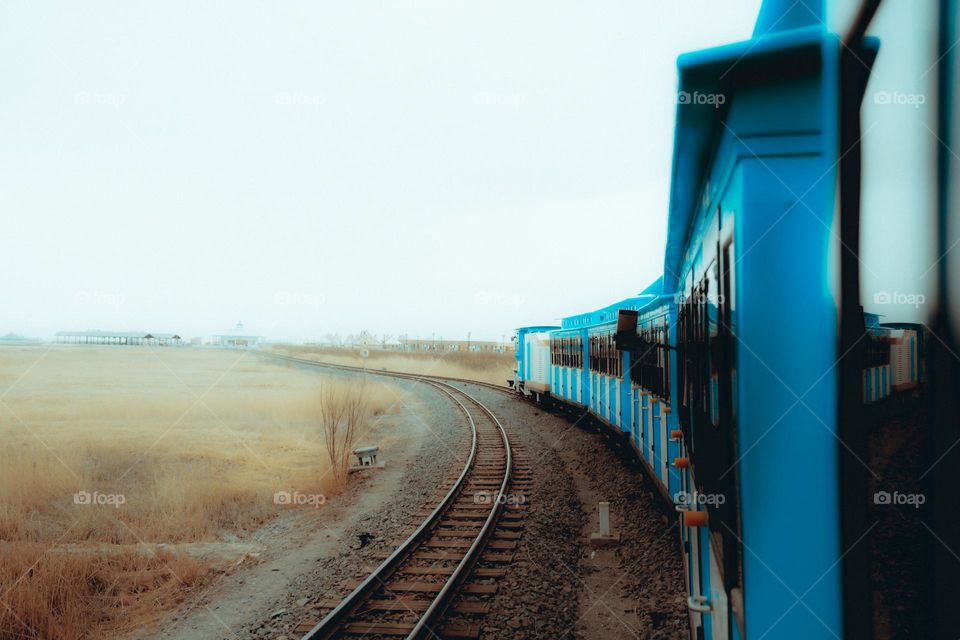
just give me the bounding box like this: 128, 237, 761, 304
408, 390, 512, 639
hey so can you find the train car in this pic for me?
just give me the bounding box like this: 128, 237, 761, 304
526, 280, 688, 504
513, 0, 960, 636
513, 325, 559, 400
547, 326, 584, 407
664, 11, 850, 639
551, 296, 647, 432
614, 280, 685, 501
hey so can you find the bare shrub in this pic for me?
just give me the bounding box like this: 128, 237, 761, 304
316, 378, 373, 486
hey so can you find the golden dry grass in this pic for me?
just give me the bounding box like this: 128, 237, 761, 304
0, 346, 399, 639
272, 346, 516, 387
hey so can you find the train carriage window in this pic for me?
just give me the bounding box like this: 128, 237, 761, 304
677, 238, 742, 604
630, 318, 670, 399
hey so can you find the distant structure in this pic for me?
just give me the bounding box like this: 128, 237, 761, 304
53, 330, 182, 346
397, 337, 511, 353
212, 322, 263, 349
0, 333, 40, 345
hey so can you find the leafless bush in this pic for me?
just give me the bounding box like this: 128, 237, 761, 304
316, 377, 373, 486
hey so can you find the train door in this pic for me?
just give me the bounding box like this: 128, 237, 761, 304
658, 402, 668, 484
645, 395, 654, 466
611, 378, 618, 425
592, 372, 598, 413
708, 218, 739, 638
633, 391, 640, 449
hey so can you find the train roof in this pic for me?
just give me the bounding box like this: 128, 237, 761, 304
558, 277, 670, 330
515, 325, 561, 333
663, 21, 830, 290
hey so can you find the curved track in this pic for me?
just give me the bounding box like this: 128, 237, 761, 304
268, 353, 529, 640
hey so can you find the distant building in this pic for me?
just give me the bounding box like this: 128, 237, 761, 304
0, 333, 40, 345
212, 322, 263, 349
53, 330, 182, 346
396, 337, 512, 353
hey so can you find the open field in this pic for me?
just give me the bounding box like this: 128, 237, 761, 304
0, 346, 401, 639
270, 346, 516, 387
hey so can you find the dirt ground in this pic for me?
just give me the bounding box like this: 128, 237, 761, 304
138, 369, 467, 640
443, 382, 688, 640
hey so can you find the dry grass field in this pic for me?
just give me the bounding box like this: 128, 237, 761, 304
272, 346, 516, 387
0, 346, 400, 640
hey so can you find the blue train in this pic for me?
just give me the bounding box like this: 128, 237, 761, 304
513, 1, 960, 638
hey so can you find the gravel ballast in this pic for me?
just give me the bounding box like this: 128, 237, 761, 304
450, 382, 688, 639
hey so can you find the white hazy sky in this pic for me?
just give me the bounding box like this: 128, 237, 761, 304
2, 1, 767, 342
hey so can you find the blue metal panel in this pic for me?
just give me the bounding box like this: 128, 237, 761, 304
737, 157, 842, 637
651, 401, 663, 485
600, 375, 606, 419
620, 353, 632, 433
524, 341, 530, 383
753, 0, 823, 36
643, 395, 652, 466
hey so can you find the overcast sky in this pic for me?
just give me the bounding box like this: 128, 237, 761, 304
4, 0, 879, 343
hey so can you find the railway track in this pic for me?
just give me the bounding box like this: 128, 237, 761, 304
267, 353, 530, 640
